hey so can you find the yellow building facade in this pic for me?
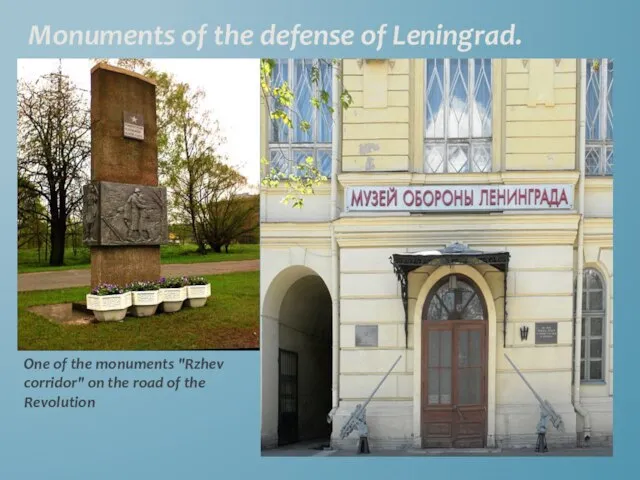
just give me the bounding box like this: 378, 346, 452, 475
260, 59, 613, 451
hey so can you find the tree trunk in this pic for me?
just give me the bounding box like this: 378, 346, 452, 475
49, 218, 67, 266
212, 243, 222, 253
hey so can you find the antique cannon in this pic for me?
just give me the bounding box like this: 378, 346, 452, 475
504, 353, 564, 453
328, 355, 402, 454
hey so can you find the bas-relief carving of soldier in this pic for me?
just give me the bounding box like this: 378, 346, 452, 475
124, 188, 151, 242
83, 185, 99, 242
101, 206, 128, 243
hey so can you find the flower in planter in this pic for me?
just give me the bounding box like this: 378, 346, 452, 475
90, 283, 125, 296
86, 283, 130, 322
159, 276, 188, 288
184, 276, 211, 308
125, 280, 160, 292
157, 276, 188, 313
126, 280, 161, 318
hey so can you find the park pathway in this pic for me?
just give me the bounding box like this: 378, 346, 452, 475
18, 260, 260, 292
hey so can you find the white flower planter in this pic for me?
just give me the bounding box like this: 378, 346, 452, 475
186, 283, 211, 308
159, 287, 187, 313
86, 292, 132, 322
129, 290, 161, 317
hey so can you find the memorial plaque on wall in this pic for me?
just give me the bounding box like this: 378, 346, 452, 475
123, 111, 144, 140
82, 181, 168, 246
535, 322, 558, 344
355, 325, 378, 347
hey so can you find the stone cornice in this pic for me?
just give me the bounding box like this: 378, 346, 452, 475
584, 217, 613, 230
334, 213, 579, 230
335, 230, 578, 247
260, 222, 331, 244
333, 214, 579, 246
501, 171, 579, 185
260, 183, 331, 195
583, 217, 613, 246
261, 237, 331, 247
337, 171, 580, 188
585, 177, 613, 192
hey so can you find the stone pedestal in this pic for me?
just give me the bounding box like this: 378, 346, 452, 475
89, 63, 164, 288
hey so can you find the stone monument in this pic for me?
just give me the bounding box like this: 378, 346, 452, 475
84, 63, 168, 288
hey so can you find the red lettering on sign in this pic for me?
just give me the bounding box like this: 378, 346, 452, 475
403, 190, 414, 207
442, 189, 453, 206
351, 190, 363, 207
559, 189, 568, 206
424, 190, 434, 206
464, 191, 474, 206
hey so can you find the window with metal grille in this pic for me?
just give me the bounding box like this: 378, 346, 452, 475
585, 59, 613, 176
424, 59, 493, 174
267, 59, 333, 177
581, 268, 606, 382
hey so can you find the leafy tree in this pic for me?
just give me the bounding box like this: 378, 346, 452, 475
145, 70, 229, 253
259, 58, 353, 208
198, 162, 258, 253
17, 66, 90, 266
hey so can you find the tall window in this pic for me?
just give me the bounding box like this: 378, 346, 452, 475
581, 268, 606, 382
424, 59, 492, 174
586, 59, 613, 176
268, 59, 333, 177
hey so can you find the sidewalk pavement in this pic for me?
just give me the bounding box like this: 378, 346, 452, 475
18, 260, 259, 292
261, 440, 612, 457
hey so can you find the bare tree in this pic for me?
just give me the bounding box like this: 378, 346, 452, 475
17, 65, 90, 266
17, 175, 47, 250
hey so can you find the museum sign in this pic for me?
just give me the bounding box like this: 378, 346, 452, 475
345, 184, 574, 212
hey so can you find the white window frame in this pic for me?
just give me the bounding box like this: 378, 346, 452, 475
424, 59, 493, 174
581, 268, 606, 383
267, 59, 333, 178
585, 58, 613, 176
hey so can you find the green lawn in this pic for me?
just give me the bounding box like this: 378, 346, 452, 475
18, 243, 259, 273
18, 271, 259, 350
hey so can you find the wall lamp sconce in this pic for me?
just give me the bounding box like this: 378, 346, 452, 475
520, 325, 529, 341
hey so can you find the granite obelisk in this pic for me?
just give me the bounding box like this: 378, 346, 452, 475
85, 63, 168, 288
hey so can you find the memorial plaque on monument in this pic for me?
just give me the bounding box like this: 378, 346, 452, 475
355, 325, 378, 347
83, 181, 168, 247
535, 322, 558, 345
123, 111, 144, 140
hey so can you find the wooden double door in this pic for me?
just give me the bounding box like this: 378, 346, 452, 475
421, 274, 488, 448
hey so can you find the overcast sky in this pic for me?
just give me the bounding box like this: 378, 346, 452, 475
17, 58, 260, 187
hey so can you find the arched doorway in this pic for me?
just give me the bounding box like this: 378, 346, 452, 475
261, 267, 333, 449
421, 274, 488, 448
277, 275, 332, 445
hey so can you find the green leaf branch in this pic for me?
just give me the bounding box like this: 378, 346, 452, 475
260, 58, 353, 208
260, 156, 328, 209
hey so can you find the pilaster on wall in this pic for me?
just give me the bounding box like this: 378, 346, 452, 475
342, 59, 411, 173
504, 59, 578, 171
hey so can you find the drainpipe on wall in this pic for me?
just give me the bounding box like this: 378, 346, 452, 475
328, 60, 342, 421
573, 58, 592, 445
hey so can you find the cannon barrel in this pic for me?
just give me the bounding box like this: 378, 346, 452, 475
336, 355, 402, 439
504, 353, 545, 406
504, 353, 564, 432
